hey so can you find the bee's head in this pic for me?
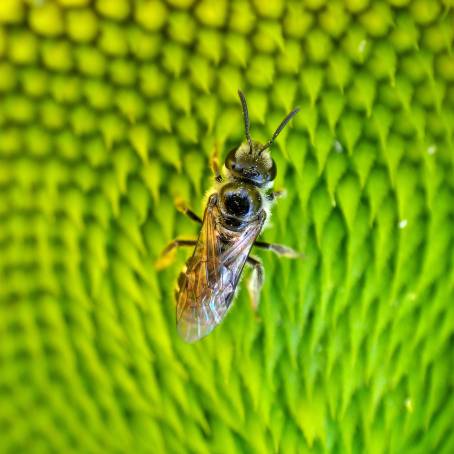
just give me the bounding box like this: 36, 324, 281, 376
224, 90, 299, 187
224, 142, 276, 187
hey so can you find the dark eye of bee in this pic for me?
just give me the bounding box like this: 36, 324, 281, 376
219, 183, 261, 220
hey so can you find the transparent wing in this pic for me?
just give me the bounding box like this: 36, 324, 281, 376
176, 195, 265, 342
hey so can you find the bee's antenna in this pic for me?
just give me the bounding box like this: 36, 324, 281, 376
238, 90, 254, 154
259, 107, 300, 154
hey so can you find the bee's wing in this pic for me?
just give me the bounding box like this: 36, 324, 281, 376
177, 195, 265, 342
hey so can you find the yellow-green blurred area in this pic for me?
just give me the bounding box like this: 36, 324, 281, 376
0, 0, 453, 452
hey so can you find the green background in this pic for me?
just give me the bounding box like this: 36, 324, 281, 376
0, 0, 453, 452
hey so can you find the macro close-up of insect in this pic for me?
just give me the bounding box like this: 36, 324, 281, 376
159, 91, 301, 342
2, 1, 453, 450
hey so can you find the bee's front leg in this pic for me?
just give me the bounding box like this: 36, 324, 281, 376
211, 143, 223, 182
246, 256, 264, 311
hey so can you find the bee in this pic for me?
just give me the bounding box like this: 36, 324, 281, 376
159, 91, 300, 342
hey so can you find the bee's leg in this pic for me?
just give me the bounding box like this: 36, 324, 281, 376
161, 239, 197, 255
253, 241, 302, 259
176, 200, 202, 224
266, 189, 286, 201
155, 239, 197, 270
246, 256, 264, 311
211, 143, 223, 183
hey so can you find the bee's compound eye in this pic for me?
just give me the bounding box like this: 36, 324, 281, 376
268, 158, 277, 181
225, 147, 238, 170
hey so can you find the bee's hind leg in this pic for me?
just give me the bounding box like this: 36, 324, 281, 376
253, 241, 303, 259
161, 239, 197, 255
155, 239, 197, 270
246, 256, 264, 311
